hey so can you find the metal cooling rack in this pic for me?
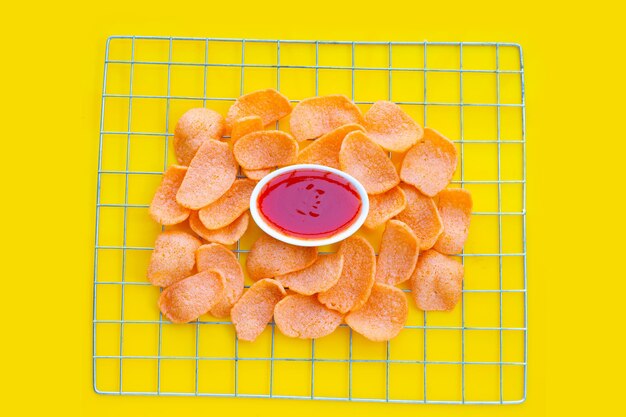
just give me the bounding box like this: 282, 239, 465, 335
93, 36, 527, 404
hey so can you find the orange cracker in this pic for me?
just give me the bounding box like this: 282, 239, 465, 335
364, 101, 424, 152
174, 108, 225, 165
274, 294, 344, 339
242, 168, 272, 181
230, 278, 286, 342
345, 283, 408, 342
375, 220, 420, 285
289, 95, 364, 141
189, 211, 249, 246
275, 253, 344, 296
296, 123, 365, 169
410, 249, 463, 311
246, 233, 318, 281
233, 130, 298, 170
158, 269, 224, 323
231, 115, 263, 142
176, 139, 238, 210
434, 189, 472, 255
339, 130, 400, 194
147, 231, 202, 287
225, 89, 292, 133
196, 243, 245, 318
364, 186, 407, 229
396, 183, 443, 250
198, 179, 255, 230
400, 127, 458, 197
318, 236, 376, 314
149, 165, 190, 225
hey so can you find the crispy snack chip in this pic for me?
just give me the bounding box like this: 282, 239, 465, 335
176, 139, 238, 210
364, 101, 424, 152
231, 279, 286, 342
318, 236, 376, 313
230, 116, 267, 182
174, 108, 225, 165
396, 184, 443, 250
276, 253, 344, 296
198, 179, 255, 230
410, 249, 463, 311
364, 186, 407, 229
189, 211, 249, 246
233, 130, 298, 170
434, 189, 472, 255
196, 243, 245, 318
225, 89, 292, 133
339, 130, 400, 194
231, 115, 263, 142
400, 128, 458, 197
345, 283, 408, 342
147, 231, 202, 287
274, 294, 344, 339
296, 124, 365, 169
149, 165, 190, 225
242, 168, 272, 181
246, 233, 318, 281
290, 95, 364, 141
375, 220, 420, 285
158, 269, 224, 323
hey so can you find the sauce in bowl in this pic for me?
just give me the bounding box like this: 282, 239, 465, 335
257, 168, 363, 240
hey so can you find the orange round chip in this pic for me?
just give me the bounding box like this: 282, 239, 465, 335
375, 220, 420, 285
196, 243, 245, 318
396, 183, 443, 250
147, 231, 202, 287
225, 89, 292, 134
296, 124, 365, 169
274, 294, 344, 339
400, 128, 458, 197
231, 115, 263, 143
197, 179, 255, 230
246, 233, 318, 281
345, 283, 408, 341
275, 253, 344, 296
242, 168, 273, 181
434, 189, 472, 255
364, 186, 407, 229
290, 95, 364, 141
364, 101, 424, 152
149, 165, 190, 225
174, 108, 225, 165
230, 278, 286, 342
233, 130, 298, 170
176, 139, 238, 210
339, 130, 400, 194
318, 236, 376, 313
410, 249, 463, 311
158, 269, 224, 323
189, 211, 249, 246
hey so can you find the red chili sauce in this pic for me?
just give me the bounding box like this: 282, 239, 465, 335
257, 169, 362, 239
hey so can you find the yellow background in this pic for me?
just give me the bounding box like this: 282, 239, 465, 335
1, 0, 624, 416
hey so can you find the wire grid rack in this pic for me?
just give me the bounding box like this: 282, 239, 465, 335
93, 36, 527, 404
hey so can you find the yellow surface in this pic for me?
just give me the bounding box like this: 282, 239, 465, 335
1, 0, 624, 416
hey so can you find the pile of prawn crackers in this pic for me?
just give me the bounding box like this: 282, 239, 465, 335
146, 89, 472, 342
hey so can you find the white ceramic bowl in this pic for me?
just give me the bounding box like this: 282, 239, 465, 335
249, 164, 369, 247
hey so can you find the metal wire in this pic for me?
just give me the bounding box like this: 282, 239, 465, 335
93, 36, 527, 404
